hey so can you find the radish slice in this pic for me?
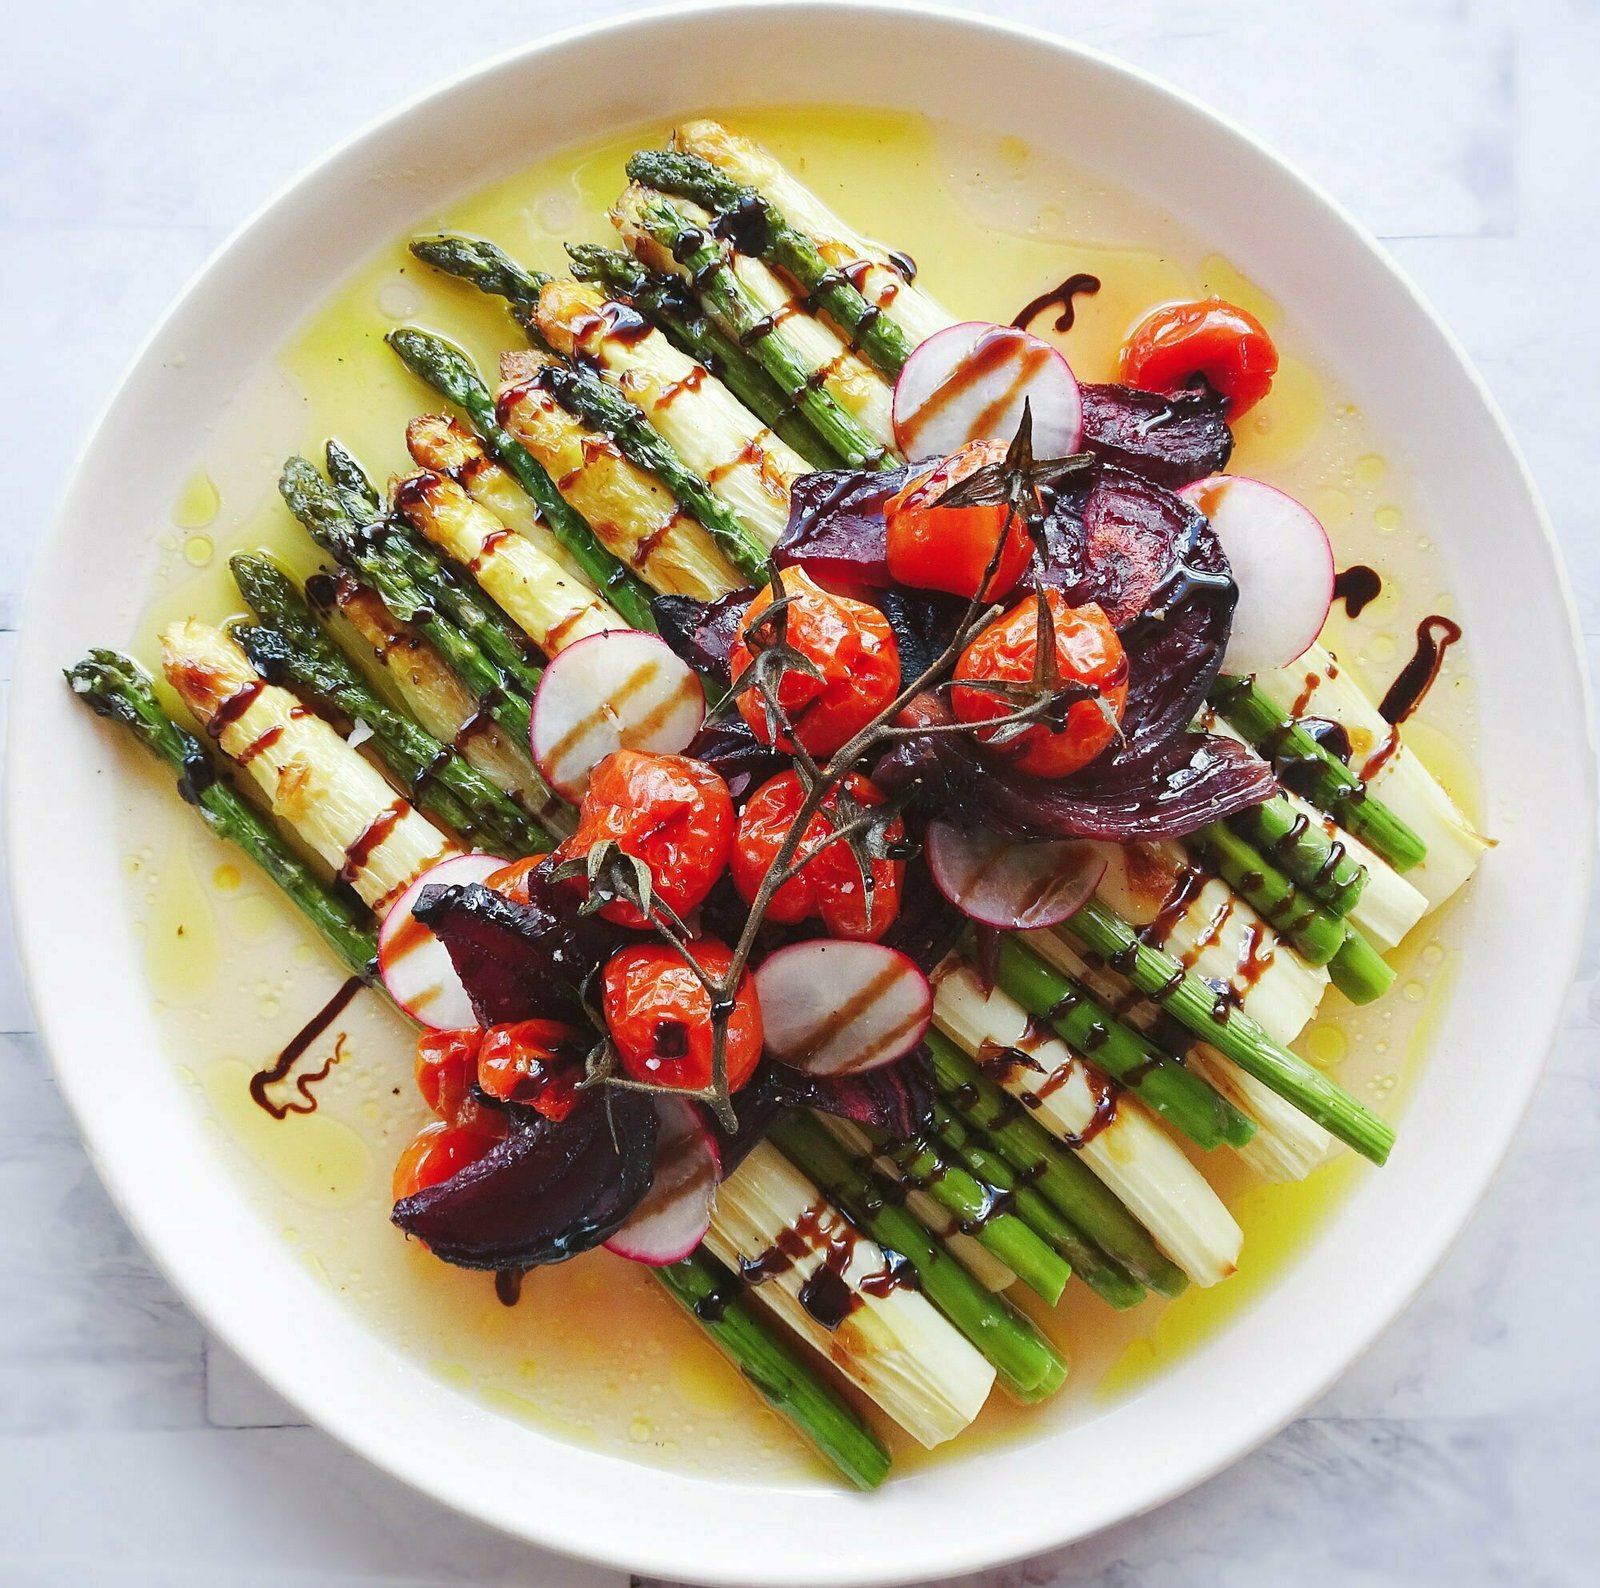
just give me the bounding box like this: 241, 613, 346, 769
604, 1097, 722, 1265
1180, 474, 1334, 675
378, 852, 509, 1028
754, 940, 931, 1076
924, 822, 1106, 930
892, 321, 1083, 460
530, 628, 705, 802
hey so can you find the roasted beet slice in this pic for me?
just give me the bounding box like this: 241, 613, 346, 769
392, 1090, 657, 1269
653, 589, 753, 687
773, 465, 912, 588
877, 855, 965, 975
1080, 382, 1233, 489
413, 877, 619, 1025
683, 717, 789, 800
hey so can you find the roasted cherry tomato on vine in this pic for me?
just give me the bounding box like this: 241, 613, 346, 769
884, 440, 1035, 601
1119, 297, 1278, 418
558, 750, 732, 928
731, 771, 906, 941
391, 1116, 505, 1203
601, 938, 763, 1094
414, 1027, 484, 1125
485, 853, 550, 908
729, 567, 900, 758
952, 587, 1128, 778
476, 1019, 586, 1120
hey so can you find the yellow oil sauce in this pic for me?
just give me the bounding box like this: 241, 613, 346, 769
119, 105, 1480, 1486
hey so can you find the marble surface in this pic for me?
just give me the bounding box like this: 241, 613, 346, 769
3, 0, 1597, 1582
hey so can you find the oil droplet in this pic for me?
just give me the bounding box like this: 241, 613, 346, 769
1301, 1021, 1347, 1069
997, 133, 1028, 166
184, 534, 215, 568
1369, 632, 1398, 664
377, 279, 419, 319
1421, 943, 1445, 967
233, 892, 281, 941
629, 1416, 652, 1443
144, 844, 220, 1006
1375, 505, 1402, 534
293, 942, 317, 966
173, 469, 220, 530
1416, 535, 1433, 552
1353, 453, 1387, 488
260, 993, 281, 1019
213, 863, 242, 891
1402, 980, 1425, 1003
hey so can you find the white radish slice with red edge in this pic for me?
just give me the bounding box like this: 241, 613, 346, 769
378, 852, 508, 1028
892, 321, 1083, 460
530, 628, 705, 802
1179, 474, 1334, 675
604, 1097, 722, 1265
754, 940, 931, 1076
924, 822, 1107, 930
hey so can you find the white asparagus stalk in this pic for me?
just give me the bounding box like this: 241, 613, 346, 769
1253, 643, 1488, 912
394, 470, 620, 653
160, 620, 454, 915
931, 960, 1242, 1287
671, 118, 958, 347
536, 277, 805, 546
705, 1142, 995, 1447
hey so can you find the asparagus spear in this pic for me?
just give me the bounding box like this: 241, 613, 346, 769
652, 1249, 890, 1489
922, 1105, 1146, 1311
1210, 673, 1427, 872
626, 149, 914, 378
1230, 794, 1368, 917
385, 327, 658, 629
925, 1031, 1188, 1298
228, 553, 548, 856
411, 237, 771, 579
567, 242, 831, 466
769, 1112, 1068, 1403
983, 935, 1255, 1151
279, 457, 535, 752
618, 190, 895, 471
69, 650, 889, 1488
835, 1119, 1071, 1304
1061, 899, 1397, 1164
1328, 928, 1397, 1005
65, 651, 380, 977
324, 438, 383, 519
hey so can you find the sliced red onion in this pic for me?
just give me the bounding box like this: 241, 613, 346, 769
924, 821, 1106, 930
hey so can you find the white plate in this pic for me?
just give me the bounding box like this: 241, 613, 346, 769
7, 5, 1593, 1584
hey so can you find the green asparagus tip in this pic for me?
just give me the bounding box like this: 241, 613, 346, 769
410, 234, 547, 308
385, 327, 489, 412
324, 438, 382, 518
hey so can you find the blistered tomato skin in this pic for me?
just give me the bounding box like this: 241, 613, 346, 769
601, 939, 763, 1094
729, 567, 900, 758
952, 588, 1129, 778
1120, 297, 1278, 418
558, 750, 733, 928
485, 854, 550, 907
414, 1028, 484, 1124
476, 1019, 586, 1119
731, 771, 906, 941
391, 1117, 506, 1203
884, 440, 1034, 601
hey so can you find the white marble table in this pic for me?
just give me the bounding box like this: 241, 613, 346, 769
4, 1, 1596, 1582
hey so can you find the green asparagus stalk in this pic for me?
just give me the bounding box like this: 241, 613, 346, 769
1187, 820, 1348, 966
567, 242, 831, 467
1210, 675, 1426, 872
1229, 795, 1368, 918
922, 1105, 1146, 1311
279, 457, 535, 752
65, 651, 379, 977
324, 438, 383, 519
385, 327, 658, 630
627, 193, 894, 472
652, 1248, 890, 1489
626, 150, 914, 379
1328, 927, 1396, 1004
69, 649, 888, 1489
411, 236, 770, 580
925, 1030, 1187, 1298
1061, 899, 1397, 1164
769, 1111, 1068, 1402
854, 1122, 1071, 1304
228, 554, 548, 856
985, 934, 1256, 1151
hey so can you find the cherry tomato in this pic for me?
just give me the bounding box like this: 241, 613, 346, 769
952, 588, 1129, 778
476, 1019, 587, 1120
729, 567, 900, 758
414, 1027, 484, 1125
1119, 297, 1278, 418
391, 1117, 505, 1203
601, 938, 762, 1094
485, 853, 550, 907
731, 771, 906, 941
885, 440, 1034, 600
558, 750, 732, 928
